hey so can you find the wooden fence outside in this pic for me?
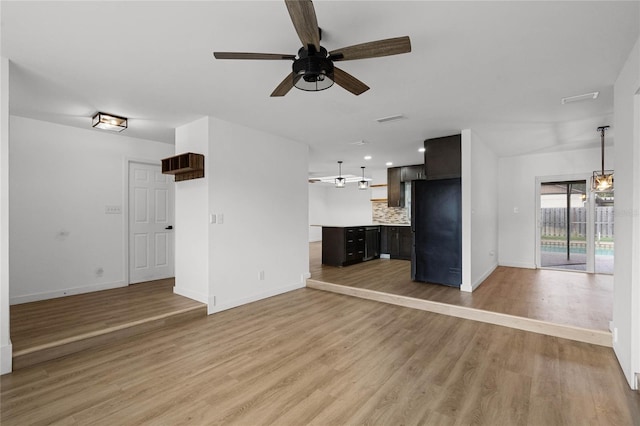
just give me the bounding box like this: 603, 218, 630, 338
540, 207, 614, 239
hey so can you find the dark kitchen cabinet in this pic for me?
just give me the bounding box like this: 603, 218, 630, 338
387, 167, 404, 207
424, 134, 461, 180
401, 164, 426, 182
322, 226, 380, 267
381, 226, 412, 260
388, 164, 425, 207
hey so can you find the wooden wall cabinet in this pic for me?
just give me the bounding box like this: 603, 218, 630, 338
161, 152, 205, 182
387, 167, 404, 207
401, 164, 426, 182
387, 164, 426, 207
424, 134, 461, 180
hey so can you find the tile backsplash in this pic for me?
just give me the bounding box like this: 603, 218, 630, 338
372, 200, 409, 224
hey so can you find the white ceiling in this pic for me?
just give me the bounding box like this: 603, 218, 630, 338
2, 1, 638, 179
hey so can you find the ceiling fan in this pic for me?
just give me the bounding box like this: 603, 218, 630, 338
213, 0, 411, 97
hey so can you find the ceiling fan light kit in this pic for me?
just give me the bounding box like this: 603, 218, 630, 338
293, 46, 334, 92
213, 0, 411, 97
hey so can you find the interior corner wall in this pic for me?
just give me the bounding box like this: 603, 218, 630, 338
497, 145, 612, 269
207, 117, 309, 314
1, 57, 12, 375
612, 36, 640, 390
308, 184, 328, 242
173, 117, 210, 305
463, 129, 498, 292
8, 116, 174, 304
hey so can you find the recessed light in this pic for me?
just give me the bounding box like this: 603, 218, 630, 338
386, 162, 393, 166
561, 91, 599, 104
418, 147, 426, 153
364, 155, 372, 160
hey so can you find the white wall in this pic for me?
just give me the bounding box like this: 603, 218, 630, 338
612, 36, 640, 390
173, 117, 210, 304
8, 116, 173, 303
462, 129, 498, 292
308, 184, 328, 242
497, 146, 613, 269
1, 57, 12, 374
207, 117, 309, 313
307, 181, 373, 239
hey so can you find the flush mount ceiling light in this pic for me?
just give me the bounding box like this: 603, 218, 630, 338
561, 91, 599, 105
335, 161, 346, 188
591, 125, 613, 192
92, 112, 127, 132
358, 166, 369, 190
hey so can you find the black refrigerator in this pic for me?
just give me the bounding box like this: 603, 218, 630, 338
411, 178, 462, 287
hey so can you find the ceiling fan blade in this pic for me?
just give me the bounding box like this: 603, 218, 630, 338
214, 52, 295, 60
329, 36, 411, 61
270, 72, 302, 97
333, 67, 369, 96
285, 0, 321, 51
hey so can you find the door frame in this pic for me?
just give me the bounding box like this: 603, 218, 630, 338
535, 173, 594, 273
124, 158, 175, 285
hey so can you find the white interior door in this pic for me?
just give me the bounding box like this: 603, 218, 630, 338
129, 162, 174, 284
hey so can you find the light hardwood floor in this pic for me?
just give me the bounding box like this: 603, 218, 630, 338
309, 242, 612, 331
2, 288, 639, 425
10, 279, 206, 368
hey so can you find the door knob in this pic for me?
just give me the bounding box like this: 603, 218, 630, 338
165, 226, 173, 230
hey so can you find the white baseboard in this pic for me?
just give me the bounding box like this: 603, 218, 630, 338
498, 260, 536, 269
10, 280, 127, 305
1, 342, 12, 375
173, 286, 209, 305
461, 262, 498, 293
208, 282, 304, 315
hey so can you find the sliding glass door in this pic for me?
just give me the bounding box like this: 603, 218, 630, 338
539, 180, 589, 272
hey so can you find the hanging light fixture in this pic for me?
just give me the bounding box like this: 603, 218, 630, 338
335, 161, 345, 188
591, 126, 613, 192
358, 166, 369, 190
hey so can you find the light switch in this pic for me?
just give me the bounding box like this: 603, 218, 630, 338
217, 213, 224, 224
210, 214, 216, 224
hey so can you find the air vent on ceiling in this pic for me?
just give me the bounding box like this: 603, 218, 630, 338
376, 114, 405, 123
561, 92, 599, 104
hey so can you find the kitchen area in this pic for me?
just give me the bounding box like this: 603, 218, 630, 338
310, 134, 462, 288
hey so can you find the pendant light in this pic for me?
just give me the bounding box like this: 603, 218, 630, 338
335, 161, 345, 188
591, 126, 613, 192
358, 166, 369, 190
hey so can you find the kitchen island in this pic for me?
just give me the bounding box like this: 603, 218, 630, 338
318, 224, 410, 267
